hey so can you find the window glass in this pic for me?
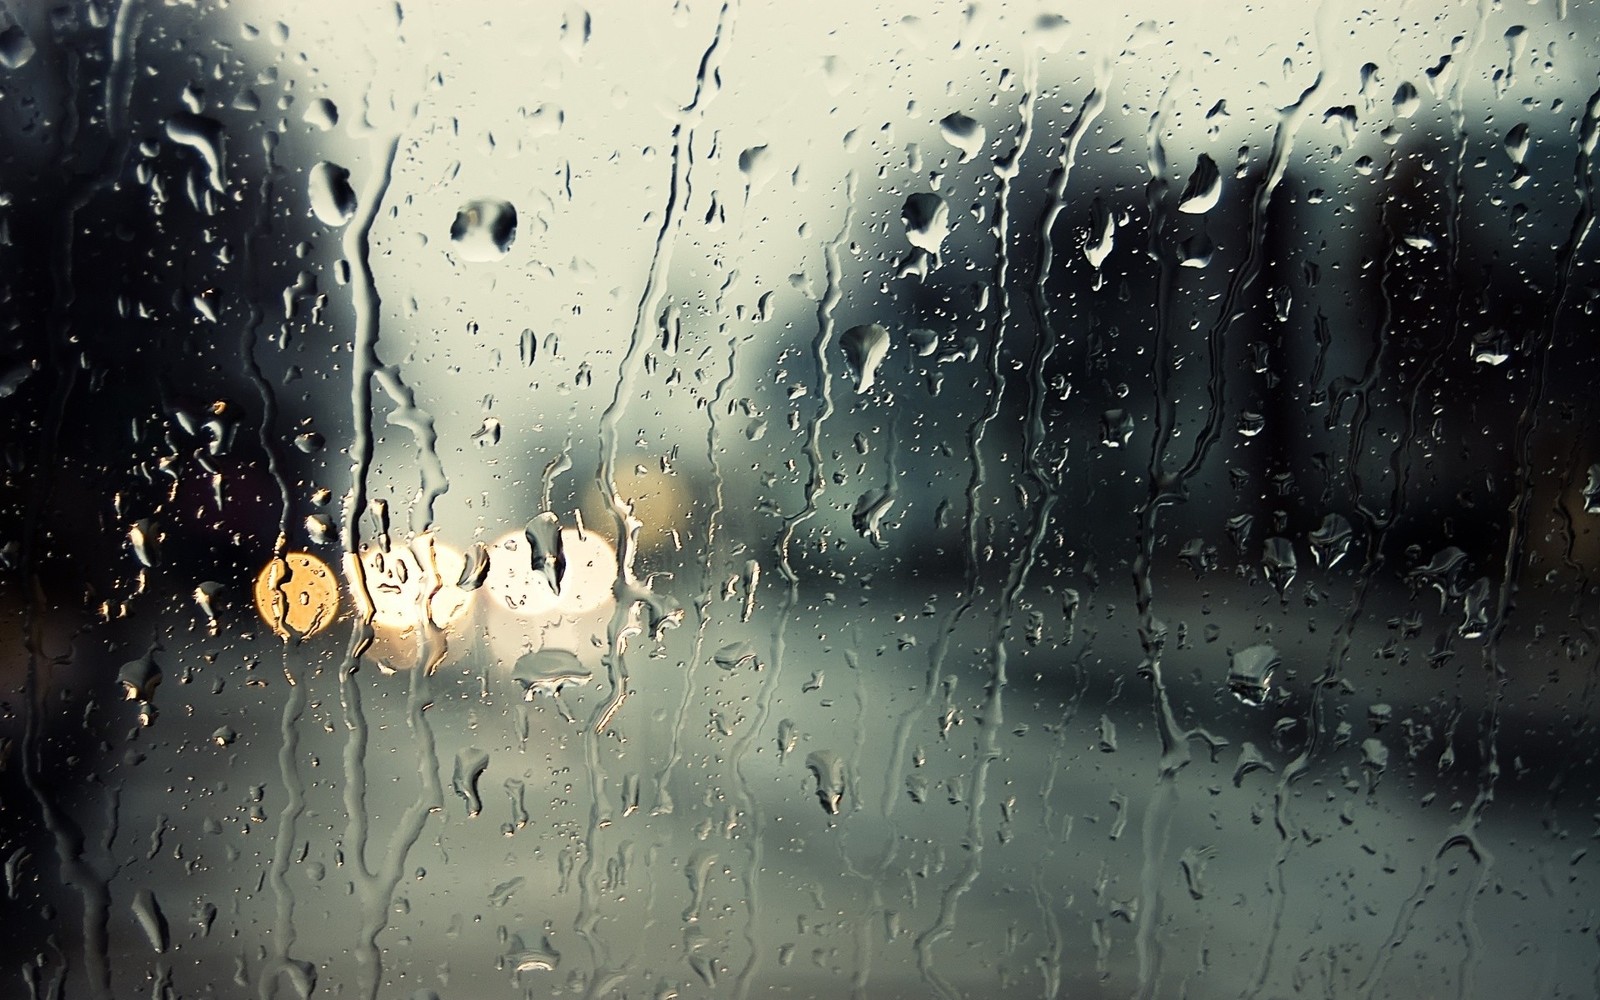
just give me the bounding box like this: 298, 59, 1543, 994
2, 2, 1598, 998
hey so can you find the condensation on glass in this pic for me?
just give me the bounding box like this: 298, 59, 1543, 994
1, 2, 1598, 999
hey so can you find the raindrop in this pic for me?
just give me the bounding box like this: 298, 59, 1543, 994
522, 513, 566, 594
450, 199, 518, 262
1177, 153, 1222, 214
1261, 537, 1297, 596
840, 323, 891, 395
901, 192, 949, 257
165, 113, 227, 193
129, 519, 162, 568
1392, 81, 1421, 119
1084, 198, 1115, 269
1307, 513, 1352, 568
907, 327, 939, 357
1583, 464, 1600, 514
132, 890, 169, 954
308, 162, 356, 226
0, 24, 35, 69
805, 750, 848, 815
452, 748, 490, 817
512, 648, 592, 699
1227, 644, 1279, 706
1100, 409, 1133, 448
1097, 716, 1118, 753
302, 97, 338, 131
713, 641, 760, 671
506, 932, 561, 973
119, 650, 162, 705
1459, 577, 1492, 639
937, 112, 985, 162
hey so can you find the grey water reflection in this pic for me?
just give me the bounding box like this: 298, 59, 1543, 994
2, 2, 1600, 999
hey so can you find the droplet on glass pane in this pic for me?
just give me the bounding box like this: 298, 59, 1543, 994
1100, 409, 1133, 448
1262, 537, 1297, 596
308, 162, 356, 226
901, 192, 949, 256
1177, 153, 1222, 214
450, 199, 518, 262
937, 112, 985, 162
1307, 513, 1353, 569
165, 113, 227, 193
0, 24, 35, 69
252, 552, 339, 639
302, 97, 338, 131
1227, 644, 1279, 706
840, 323, 891, 395
451, 747, 490, 817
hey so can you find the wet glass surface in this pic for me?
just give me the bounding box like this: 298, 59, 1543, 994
3, 2, 1600, 998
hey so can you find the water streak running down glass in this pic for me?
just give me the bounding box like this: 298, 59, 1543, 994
2, 1, 1599, 998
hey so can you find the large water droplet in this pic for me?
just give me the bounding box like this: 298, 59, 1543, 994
1227, 644, 1279, 706
132, 889, 170, 954
938, 112, 985, 162
840, 323, 891, 395
1307, 513, 1352, 568
1262, 537, 1297, 596
805, 750, 848, 815
512, 648, 592, 699
165, 113, 227, 193
452, 747, 490, 817
308, 162, 356, 226
0, 24, 36, 70
1085, 198, 1115, 269
1393, 81, 1421, 119
450, 199, 518, 262
303, 97, 338, 132
1177, 153, 1222, 214
522, 512, 566, 594
901, 192, 949, 256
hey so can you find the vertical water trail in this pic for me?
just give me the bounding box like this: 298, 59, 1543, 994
1245, 172, 1402, 1000
16, 5, 147, 997
335, 135, 397, 998
241, 135, 293, 555
730, 172, 853, 1000
577, 5, 735, 991
654, 264, 740, 814
1129, 13, 1327, 989
1021, 68, 1108, 524
328, 134, 446, 1000
240, 122, 313, 1000
1358, 72, 1599, 1000
1434, 0, 1494, 386
912, 51, 1035, 1000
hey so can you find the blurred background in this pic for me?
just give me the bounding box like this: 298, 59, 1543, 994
2, 1, 1600, 998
